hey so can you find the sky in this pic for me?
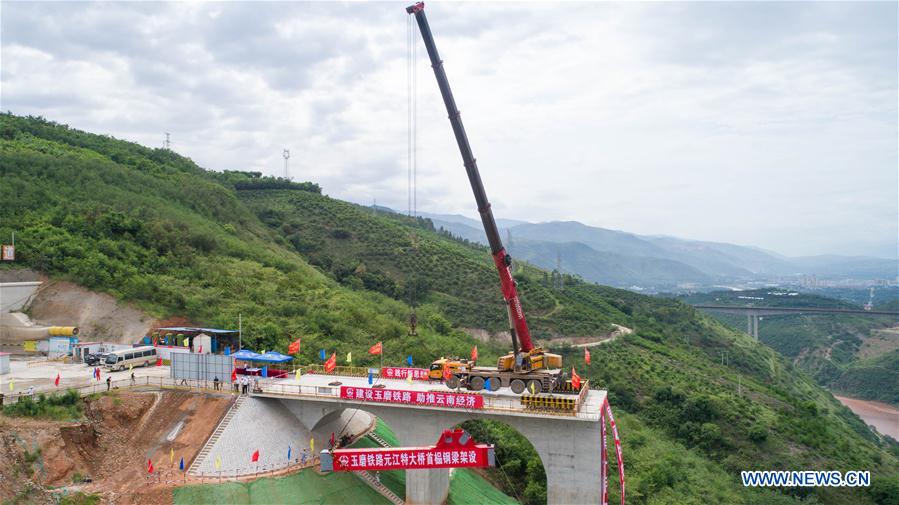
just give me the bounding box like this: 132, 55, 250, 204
2, 1, 896, 258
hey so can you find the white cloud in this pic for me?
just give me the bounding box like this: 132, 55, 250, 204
2, 1, 895, 257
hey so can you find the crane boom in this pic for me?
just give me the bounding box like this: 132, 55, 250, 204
407, 1, 534, 353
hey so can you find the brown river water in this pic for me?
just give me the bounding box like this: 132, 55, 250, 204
835, 395, 899, 440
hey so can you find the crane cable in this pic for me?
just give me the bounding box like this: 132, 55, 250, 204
407, 13, 419, 333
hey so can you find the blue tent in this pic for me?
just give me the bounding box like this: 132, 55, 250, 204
232, 349, 262, 361
257, 351, 293, 363
233, 350, 293, 363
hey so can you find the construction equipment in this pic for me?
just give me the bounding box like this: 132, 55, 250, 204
408, 2, 566, 394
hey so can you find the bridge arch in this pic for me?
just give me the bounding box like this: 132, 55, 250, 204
456, 418, 547, 504
278, 398, 604, 504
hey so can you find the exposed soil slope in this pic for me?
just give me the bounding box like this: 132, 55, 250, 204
0, 391, 232, 504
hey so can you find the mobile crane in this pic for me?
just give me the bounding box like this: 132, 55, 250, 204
407, 2, 568, 395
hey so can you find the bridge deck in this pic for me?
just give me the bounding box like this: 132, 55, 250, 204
694, 304, 899, 316
254, 373, 605, 422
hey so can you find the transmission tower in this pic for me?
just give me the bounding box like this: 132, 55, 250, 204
282, 149, 291, 180
164, 132, 171, 150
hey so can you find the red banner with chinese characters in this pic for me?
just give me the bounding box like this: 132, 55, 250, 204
381, 367, 429, 380
321, 429, 494, 472
340, 386, 483, 409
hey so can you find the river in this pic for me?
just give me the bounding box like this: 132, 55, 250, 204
835, 395, 899, 440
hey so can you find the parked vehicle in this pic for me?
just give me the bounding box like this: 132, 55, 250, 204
84, 353, 107, 366
103, 346, 157, 371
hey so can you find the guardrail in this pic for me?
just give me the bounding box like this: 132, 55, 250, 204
253, 379, 600, 420
0, 375, 601, 421
0, 376, 238, 406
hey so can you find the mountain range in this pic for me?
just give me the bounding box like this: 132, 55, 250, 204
4, 114, 898, 504
415, 211, 897, 290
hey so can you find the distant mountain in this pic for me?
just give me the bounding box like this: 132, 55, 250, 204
790, 255, 898, 280
404, 212, 896, 290
416, 211, 526, 230
642, 236, 797, 277
508, 239, 711, 288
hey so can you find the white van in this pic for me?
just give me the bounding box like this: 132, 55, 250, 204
104, 346, 157, 371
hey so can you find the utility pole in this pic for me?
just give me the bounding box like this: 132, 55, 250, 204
283, 149, 291, 180
238, 313, 242, 351
164, 132, 171, 150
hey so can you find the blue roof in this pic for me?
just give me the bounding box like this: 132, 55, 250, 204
156, 327, 238, 334
232, 349, 262, 360
232, 349, 293, 363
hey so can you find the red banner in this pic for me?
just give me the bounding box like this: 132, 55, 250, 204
288, 338, 300, 355
324, 353, 336, 373
381, 367, 428, 380
322, 429, 493, 472
340, 386, 483, 409
601, 405, 608, 505
602, 398, 625, 505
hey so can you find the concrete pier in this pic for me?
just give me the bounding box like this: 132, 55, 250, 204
268, 374, 606, 504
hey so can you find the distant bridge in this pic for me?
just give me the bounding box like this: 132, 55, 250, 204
692, 304, 899, 339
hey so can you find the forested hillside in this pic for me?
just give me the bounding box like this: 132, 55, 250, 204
2, 115, 898, 504
680, 289, 899, 406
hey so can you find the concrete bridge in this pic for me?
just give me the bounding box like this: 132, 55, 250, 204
693, 304, 899, 339
256, 373, 607, 505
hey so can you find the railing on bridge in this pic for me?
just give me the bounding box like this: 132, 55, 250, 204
253, 378, 599, 420
0, 375, 600, 421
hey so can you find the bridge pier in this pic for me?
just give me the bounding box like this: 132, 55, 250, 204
279, 397, 605, 504
746, 314, 759, 339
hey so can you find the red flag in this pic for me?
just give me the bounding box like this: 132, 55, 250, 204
147, 459, 154, 474
55, 374, 60, 387
198, 345, 203, 354
471, 345, 478, 362
288, 338, 301, 355
368, 342, 382, 355
324, 353, 337, 373
231, 368, 237, 381
443, 363, 452, 380
251, 449, 260, 463
152, 336, 158, 346
156, 358, 162, 367
585, 347, 591, 365
571, 368, 581, 390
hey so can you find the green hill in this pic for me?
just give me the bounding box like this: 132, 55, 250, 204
2, 114, 898, 505
832, 350, 899, 406
680, 289, 899, 406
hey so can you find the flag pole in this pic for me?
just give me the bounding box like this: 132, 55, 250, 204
238, 313, 242, 351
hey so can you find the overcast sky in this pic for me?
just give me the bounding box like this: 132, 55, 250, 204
2, 1, 896, 258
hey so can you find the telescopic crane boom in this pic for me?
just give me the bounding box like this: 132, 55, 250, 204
407, 1, 533, 356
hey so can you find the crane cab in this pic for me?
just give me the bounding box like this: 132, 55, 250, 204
428, 357, 473, 381
497, 347, 562, 373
